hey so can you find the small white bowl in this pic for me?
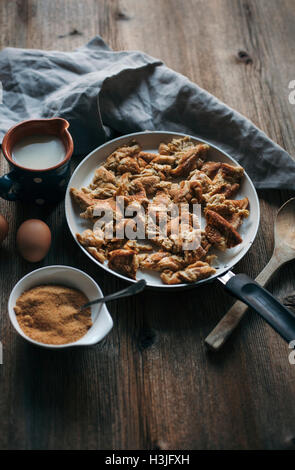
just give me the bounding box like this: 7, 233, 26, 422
8, 265, 113, 349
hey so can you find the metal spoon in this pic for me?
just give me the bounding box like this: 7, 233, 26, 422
205, 198, 295, 351
80, 279, 146, 310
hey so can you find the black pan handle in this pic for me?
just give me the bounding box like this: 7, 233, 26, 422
224, 273, 295, 343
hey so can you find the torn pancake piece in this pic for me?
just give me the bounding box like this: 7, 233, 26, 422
76, 228, 105, 248
170, 144, 209, 178
108, 249, 139, 280
86, 246, 107, 264
161, 261, 216, 285
139, 252, 185, 272
70, 187, 96, 210
104, 141, 141, 173
202, 162, 244, 201
205, 209, 242, 250
206, 194, 249, 229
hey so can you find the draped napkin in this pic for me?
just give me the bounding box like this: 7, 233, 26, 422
0, 36, 294, 189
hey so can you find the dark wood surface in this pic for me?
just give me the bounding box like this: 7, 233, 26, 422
1, 0, 295, 450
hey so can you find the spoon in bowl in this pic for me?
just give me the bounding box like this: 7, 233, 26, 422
205, 197, 295, 351
80, 279, 146, 310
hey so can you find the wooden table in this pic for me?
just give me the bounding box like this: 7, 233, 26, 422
1, 0, 295, 450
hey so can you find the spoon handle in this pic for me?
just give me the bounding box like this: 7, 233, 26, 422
81, 279, 146, 309
255, 252, 283, 285
205, 253, 282, 351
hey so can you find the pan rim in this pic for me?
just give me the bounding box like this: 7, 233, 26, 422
65, 131, 260, 290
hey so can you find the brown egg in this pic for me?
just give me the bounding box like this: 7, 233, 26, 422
0, 214, 9, 245
17, 219, 51, 262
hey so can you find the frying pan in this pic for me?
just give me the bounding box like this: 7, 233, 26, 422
65, 131, 295, 343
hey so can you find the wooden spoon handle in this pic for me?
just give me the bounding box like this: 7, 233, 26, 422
205, 253, 282, 351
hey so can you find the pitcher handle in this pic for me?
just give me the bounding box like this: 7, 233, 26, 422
0, 170, 19, 201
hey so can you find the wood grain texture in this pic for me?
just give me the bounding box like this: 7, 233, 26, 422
1, 0, 295, 450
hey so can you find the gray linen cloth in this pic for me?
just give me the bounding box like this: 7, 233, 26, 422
0, 36, 294, 190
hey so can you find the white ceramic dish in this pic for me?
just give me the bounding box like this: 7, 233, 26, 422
8, 265, 113, 349
65, 131, 260, 289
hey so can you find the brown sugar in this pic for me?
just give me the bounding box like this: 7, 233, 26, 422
14, 285, 92, 345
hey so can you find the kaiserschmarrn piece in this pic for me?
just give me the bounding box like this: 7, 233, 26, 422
160, 261, 217, 285
71, 137, 250, 284
108, 249, 139, 280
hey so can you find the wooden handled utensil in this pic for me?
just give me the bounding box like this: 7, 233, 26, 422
205, 198, 295, 351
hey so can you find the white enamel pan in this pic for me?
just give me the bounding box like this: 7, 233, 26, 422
65, 132, 295, 343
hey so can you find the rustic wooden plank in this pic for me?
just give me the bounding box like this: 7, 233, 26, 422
0, 0, 295, 450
